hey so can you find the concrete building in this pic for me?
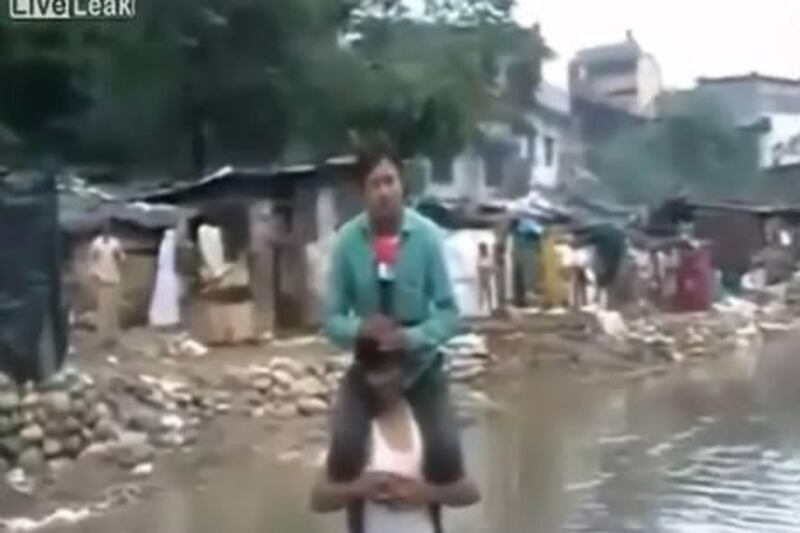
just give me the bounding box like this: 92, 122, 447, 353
695, 73, 800, 127
423, 82, 572, 203
759, 114, 800, 169
569, 31, 663, 117
694, 73, 800, 170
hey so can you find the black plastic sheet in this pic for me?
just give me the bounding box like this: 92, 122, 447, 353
0, 169, 66, 383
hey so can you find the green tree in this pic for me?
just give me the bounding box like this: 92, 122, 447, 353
589, 96, 762, 204
0, 0, 548, 178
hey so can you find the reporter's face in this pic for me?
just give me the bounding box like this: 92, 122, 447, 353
364, 159, 403, 221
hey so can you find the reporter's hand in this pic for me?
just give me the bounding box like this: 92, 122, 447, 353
378, 328, 408, 353
358, 315, 394, 342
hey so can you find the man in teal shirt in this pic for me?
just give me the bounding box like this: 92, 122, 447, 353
324, 195, 461, 387
322, 144, 467, 532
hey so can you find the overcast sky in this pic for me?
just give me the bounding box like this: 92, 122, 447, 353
514, 0, 800, 89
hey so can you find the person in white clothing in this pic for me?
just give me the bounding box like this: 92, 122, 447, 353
476, 242, 495, 315
88, 224, 126, 347
148, 229, 181, 328
311, 347, 480, 533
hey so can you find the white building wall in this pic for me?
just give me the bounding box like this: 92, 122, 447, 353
522, 113, 564, 189
422, 108, 569, 200
760, 114, 800, 168
637, 54, 664, 117
590, 72, 638, 98
426, 148, 488, 202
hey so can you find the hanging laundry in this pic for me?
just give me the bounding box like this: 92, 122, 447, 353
198, 224, 226, 278
149, 229, 181, 327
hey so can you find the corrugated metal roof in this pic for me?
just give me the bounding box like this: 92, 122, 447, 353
134, 155, 357, 204
688, 200, 800, 217
58, 175, 188, 234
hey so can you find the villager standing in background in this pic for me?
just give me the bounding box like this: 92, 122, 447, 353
575, 223, 627, 309
493, 227, 509, 313
477, 242, 495, 315
89, 223, 126, 347
540, 227, 568, 308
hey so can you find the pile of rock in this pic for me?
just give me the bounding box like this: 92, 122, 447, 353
105, 373, 205, 454
0, 369, 114, 474
117, 330, 209, 360
517, 310, 596, 341
222, 338, 496, 415
623, 306, 762, 364
223, 356, 349, 419
625, 322, 680, 363
0, 338, 500, 477
441, 334, 494, 382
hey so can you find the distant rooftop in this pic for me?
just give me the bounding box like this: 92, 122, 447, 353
535, 82, 570, 116
698, 72, 800, 86
574, 32, 642, 64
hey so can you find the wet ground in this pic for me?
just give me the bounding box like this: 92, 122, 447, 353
25, 330, 800, 532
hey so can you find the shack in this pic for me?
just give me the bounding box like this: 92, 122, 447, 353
135, 156, 362, 336
687, 201, 800, 279
416, 192, 578, 315
416, 197, 510, 317
60, 185, 186, 328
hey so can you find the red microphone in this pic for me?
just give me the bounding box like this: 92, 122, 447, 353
373, 236, 399, 269
373, 235, 399, 326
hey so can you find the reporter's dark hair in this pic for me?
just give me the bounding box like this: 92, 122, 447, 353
354, 136, 402, 187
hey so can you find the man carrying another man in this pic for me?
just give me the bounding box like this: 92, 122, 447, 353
314, 143, 479, 532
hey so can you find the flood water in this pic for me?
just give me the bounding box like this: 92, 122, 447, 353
47, 332, 800, 533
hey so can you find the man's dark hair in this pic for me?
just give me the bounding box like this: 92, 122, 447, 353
353, 136, 402, 187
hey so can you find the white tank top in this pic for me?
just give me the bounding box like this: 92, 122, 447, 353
363, 402, 435, 533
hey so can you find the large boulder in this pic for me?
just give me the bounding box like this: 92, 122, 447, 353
43, 391, 72, 415
0, 390, 20, 412
17, 446, 45, 473
43, 439, 63, 458
296, 397, 329, 417
109, 432, 155, 469
20, 424, 45, 444
292, 377, 327, 399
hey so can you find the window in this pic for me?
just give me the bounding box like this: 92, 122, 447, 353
484, 149, 505, 188
588, 59, 637, 77
527, 129, 538, 163
431, 154, 454, 184
608, 87, 638, 96
544, 136, 556, 167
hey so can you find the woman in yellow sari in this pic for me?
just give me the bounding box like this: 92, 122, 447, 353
540, 228, 569, 308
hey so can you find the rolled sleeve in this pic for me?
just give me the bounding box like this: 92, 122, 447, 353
322, 236, 361, 350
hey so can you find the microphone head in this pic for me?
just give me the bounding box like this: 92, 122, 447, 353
373, 236, 399, 266
373, 236, 399, 282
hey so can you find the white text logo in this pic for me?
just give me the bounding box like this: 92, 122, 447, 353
9, 0, 135, 20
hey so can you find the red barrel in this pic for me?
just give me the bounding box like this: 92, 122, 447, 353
674, 245, 712, 312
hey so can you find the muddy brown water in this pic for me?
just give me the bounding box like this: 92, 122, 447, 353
27, 332, 800, 532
